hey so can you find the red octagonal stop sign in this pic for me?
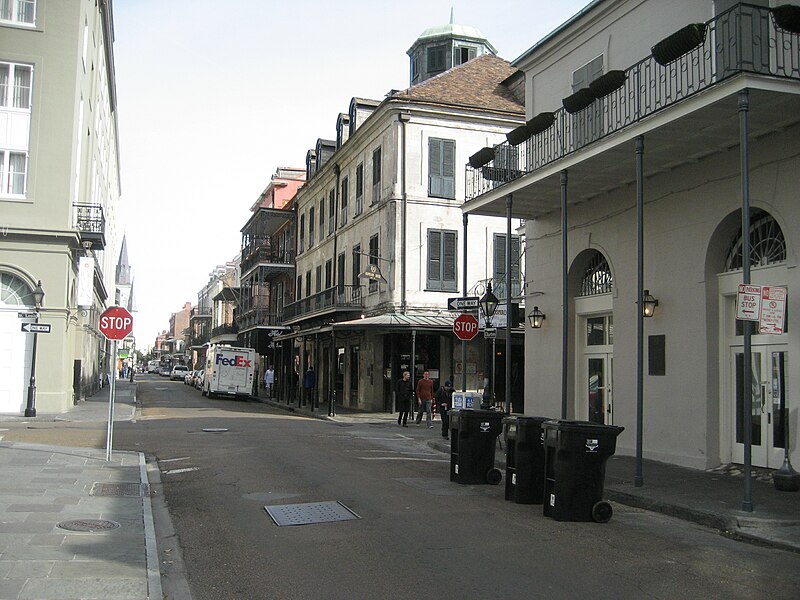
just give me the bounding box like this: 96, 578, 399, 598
453, 312, 479, 341
99, 306, 134, 340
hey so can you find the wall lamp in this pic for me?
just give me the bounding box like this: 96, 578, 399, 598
528, 306, 545, 329
642, 290, 659, 318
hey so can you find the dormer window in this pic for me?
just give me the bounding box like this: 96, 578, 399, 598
454, 46, 476, 66
427, 46, 446, 73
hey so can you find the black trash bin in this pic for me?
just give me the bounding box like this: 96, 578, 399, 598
450, 409, 504, 485
503, 416, 550, 504
542, 420, 624, 522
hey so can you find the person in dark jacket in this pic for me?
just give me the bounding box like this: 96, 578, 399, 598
395, 371, 413, 427
303, 366, 316, 406
436, 380, 454, 439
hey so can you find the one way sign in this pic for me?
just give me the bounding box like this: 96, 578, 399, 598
21, 322, 51, 334
448, 296, 479, 311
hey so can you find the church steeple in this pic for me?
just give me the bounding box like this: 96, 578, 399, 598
115, 235, 131, 286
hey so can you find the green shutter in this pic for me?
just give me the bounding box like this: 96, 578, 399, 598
428, 138, 443, 197
443, 231, 457, 285
442, 140, 455, 199
427, 230, 442, 289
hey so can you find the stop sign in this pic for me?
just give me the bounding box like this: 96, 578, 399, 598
453, 313, 479, 341
99, 306, 134, 340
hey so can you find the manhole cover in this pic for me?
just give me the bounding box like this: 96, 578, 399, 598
202, 428, 229, 433
90, 482, 149, 497
56, 519, 120, 532
264, 501, 360, 526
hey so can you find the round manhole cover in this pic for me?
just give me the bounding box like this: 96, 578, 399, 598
56, 519, 120, 532
202, 428, 229, 433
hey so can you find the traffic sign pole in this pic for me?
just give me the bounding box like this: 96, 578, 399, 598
106, 339, 117, 461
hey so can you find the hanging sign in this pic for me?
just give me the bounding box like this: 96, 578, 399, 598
759, 286, 787, 335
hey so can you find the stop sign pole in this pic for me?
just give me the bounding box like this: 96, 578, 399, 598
99, 306, 133, 461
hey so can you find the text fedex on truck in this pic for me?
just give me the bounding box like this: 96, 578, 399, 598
202, 345, 257, 399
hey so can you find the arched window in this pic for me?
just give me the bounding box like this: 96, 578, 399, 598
579, 251, 613, 296
0, 272, 35, 306
724, 209, 786, 272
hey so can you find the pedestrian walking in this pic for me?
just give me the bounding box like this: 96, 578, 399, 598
302, 366, 316, 407
415, 370, 435, 428
395, 371, 413, 426
436, 379, 454, 439
264, 365, 274, 399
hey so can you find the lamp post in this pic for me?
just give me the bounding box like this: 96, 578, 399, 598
24, 280, 45, 418
479, 282, 499, 410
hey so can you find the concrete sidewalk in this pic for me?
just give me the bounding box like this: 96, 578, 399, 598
0, 380, 161, 600
259, 395, 800, 554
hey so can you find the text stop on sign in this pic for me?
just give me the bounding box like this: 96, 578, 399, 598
453, 313, 479, 341
99, 306, 134, 340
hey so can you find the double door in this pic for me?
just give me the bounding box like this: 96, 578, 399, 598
731, 346, 789, 468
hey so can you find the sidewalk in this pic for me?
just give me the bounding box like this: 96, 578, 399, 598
259, 395, 800, 553
0, 380, 161, 600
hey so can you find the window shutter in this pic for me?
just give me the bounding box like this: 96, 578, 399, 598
443, 231, 457, 285
429, 138, 443, 197
494, 234, 505, 280
442, 140, 455, 199
427, 230, 442, 290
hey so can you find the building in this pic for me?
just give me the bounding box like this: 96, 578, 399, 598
281, 23, 527, 412
0, 0, 123, 413
236, 167, 304, 378
463, 0, 800, 475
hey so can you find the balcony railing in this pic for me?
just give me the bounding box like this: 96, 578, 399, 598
467, 3, 800, 200
281, 285, 363, 322
469, 276, 525, 302
236, 307, 283, 330
240, 245, 295, 275
211, 322, 239, 337
190, 307, 212, 321
73, 203, 106, 250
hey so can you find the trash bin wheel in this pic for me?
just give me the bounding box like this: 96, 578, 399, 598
591, 500, 613, 523
486, 468, 502, 485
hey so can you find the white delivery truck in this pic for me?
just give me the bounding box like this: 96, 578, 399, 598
203, 345, 258, 399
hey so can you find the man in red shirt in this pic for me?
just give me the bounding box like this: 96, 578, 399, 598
414, 371, 435, 428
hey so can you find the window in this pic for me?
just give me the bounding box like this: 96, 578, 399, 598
411, 53, 420, 84
305, 271, 311, 297
352, 243, 361, 289
337, 252, 346, 293
355, 164, 364, 215
325, 259, 332, 289
493, 234, 522, 298
427, 229, 457, 291
454, 46, 476, 66
308, 207, 315, 248
371, 148, 381, 205
340, 176, 348, 226
298, 213, 305, 253
428, 138, 455, 199
318, 198, 325, 241
0, 63, 32, 109
427, 45, 446, 72
296, 275, 302, 300
369, 234, 379, 294
328, 189, 335, 234
579, 251, 613, 296
0, 0, 35, 25
315, 265, 322, 293
0, 152, 26, 196
0, 62, 32, 197
572, 55, 604, 147
350, 346, 360, 393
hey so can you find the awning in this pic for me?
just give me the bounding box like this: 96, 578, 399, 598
212, 287, 239, 302
333, 312, 455, 331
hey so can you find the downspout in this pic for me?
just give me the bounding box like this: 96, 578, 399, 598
331, 164, 341, 416
399, 113, 410, 314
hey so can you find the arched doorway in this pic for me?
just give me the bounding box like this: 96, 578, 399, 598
0, 272, 38, 413
572, 250, 615, 424
716, 209, 789, 468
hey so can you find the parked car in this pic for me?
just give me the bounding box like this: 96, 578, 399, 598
193, 370, 205, 390
159, 366, 171, 377
170, 365, 189, 381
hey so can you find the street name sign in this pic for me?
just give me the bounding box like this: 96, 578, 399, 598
453, 313, 480, 341
484, 327, 497, 339
21, 322, 50, 334
17, 311, 37, 318
99, 306, 134, 341
448, 296, 479, 311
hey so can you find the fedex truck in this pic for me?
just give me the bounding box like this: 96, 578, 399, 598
203, 345, 258, 399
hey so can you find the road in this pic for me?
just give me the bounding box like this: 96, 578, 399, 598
111, 377, 800, 598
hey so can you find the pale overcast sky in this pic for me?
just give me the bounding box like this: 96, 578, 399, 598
112, 0, 591, 347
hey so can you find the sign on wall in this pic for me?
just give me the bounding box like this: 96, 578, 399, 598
735, 283, 787, 335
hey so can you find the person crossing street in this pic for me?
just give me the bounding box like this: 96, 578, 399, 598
414, 370, 435, 428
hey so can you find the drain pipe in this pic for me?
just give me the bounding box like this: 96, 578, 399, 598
330, 163, 341, 416
399, 113, 410, 314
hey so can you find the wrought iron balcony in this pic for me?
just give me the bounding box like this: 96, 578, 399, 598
189, 307, 212, 321
240, 245, 295, 276
281, 285, 363, 323
73, 203, 106, 250
211, 322, 239, 337
466, 3, 800, 201
236, 307, 283, 330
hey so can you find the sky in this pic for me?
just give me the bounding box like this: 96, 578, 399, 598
112, 0, 592, 347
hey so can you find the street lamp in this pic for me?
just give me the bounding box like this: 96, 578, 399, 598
479, 283, 499, 410
528, 306, 546, 329
24, 280, 45, 418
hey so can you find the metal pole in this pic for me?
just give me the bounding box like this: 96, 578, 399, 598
106, 339, 117, 461
329, 329, 336, 417
411, 329, 417, 418
560, 170, 568, 419
505, 194, 513, 414
740, 89, 754, 512
462, 212, 468, 392
24, 310, 40, 417
635, 135, 645, 488
491, 336, 497, 408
